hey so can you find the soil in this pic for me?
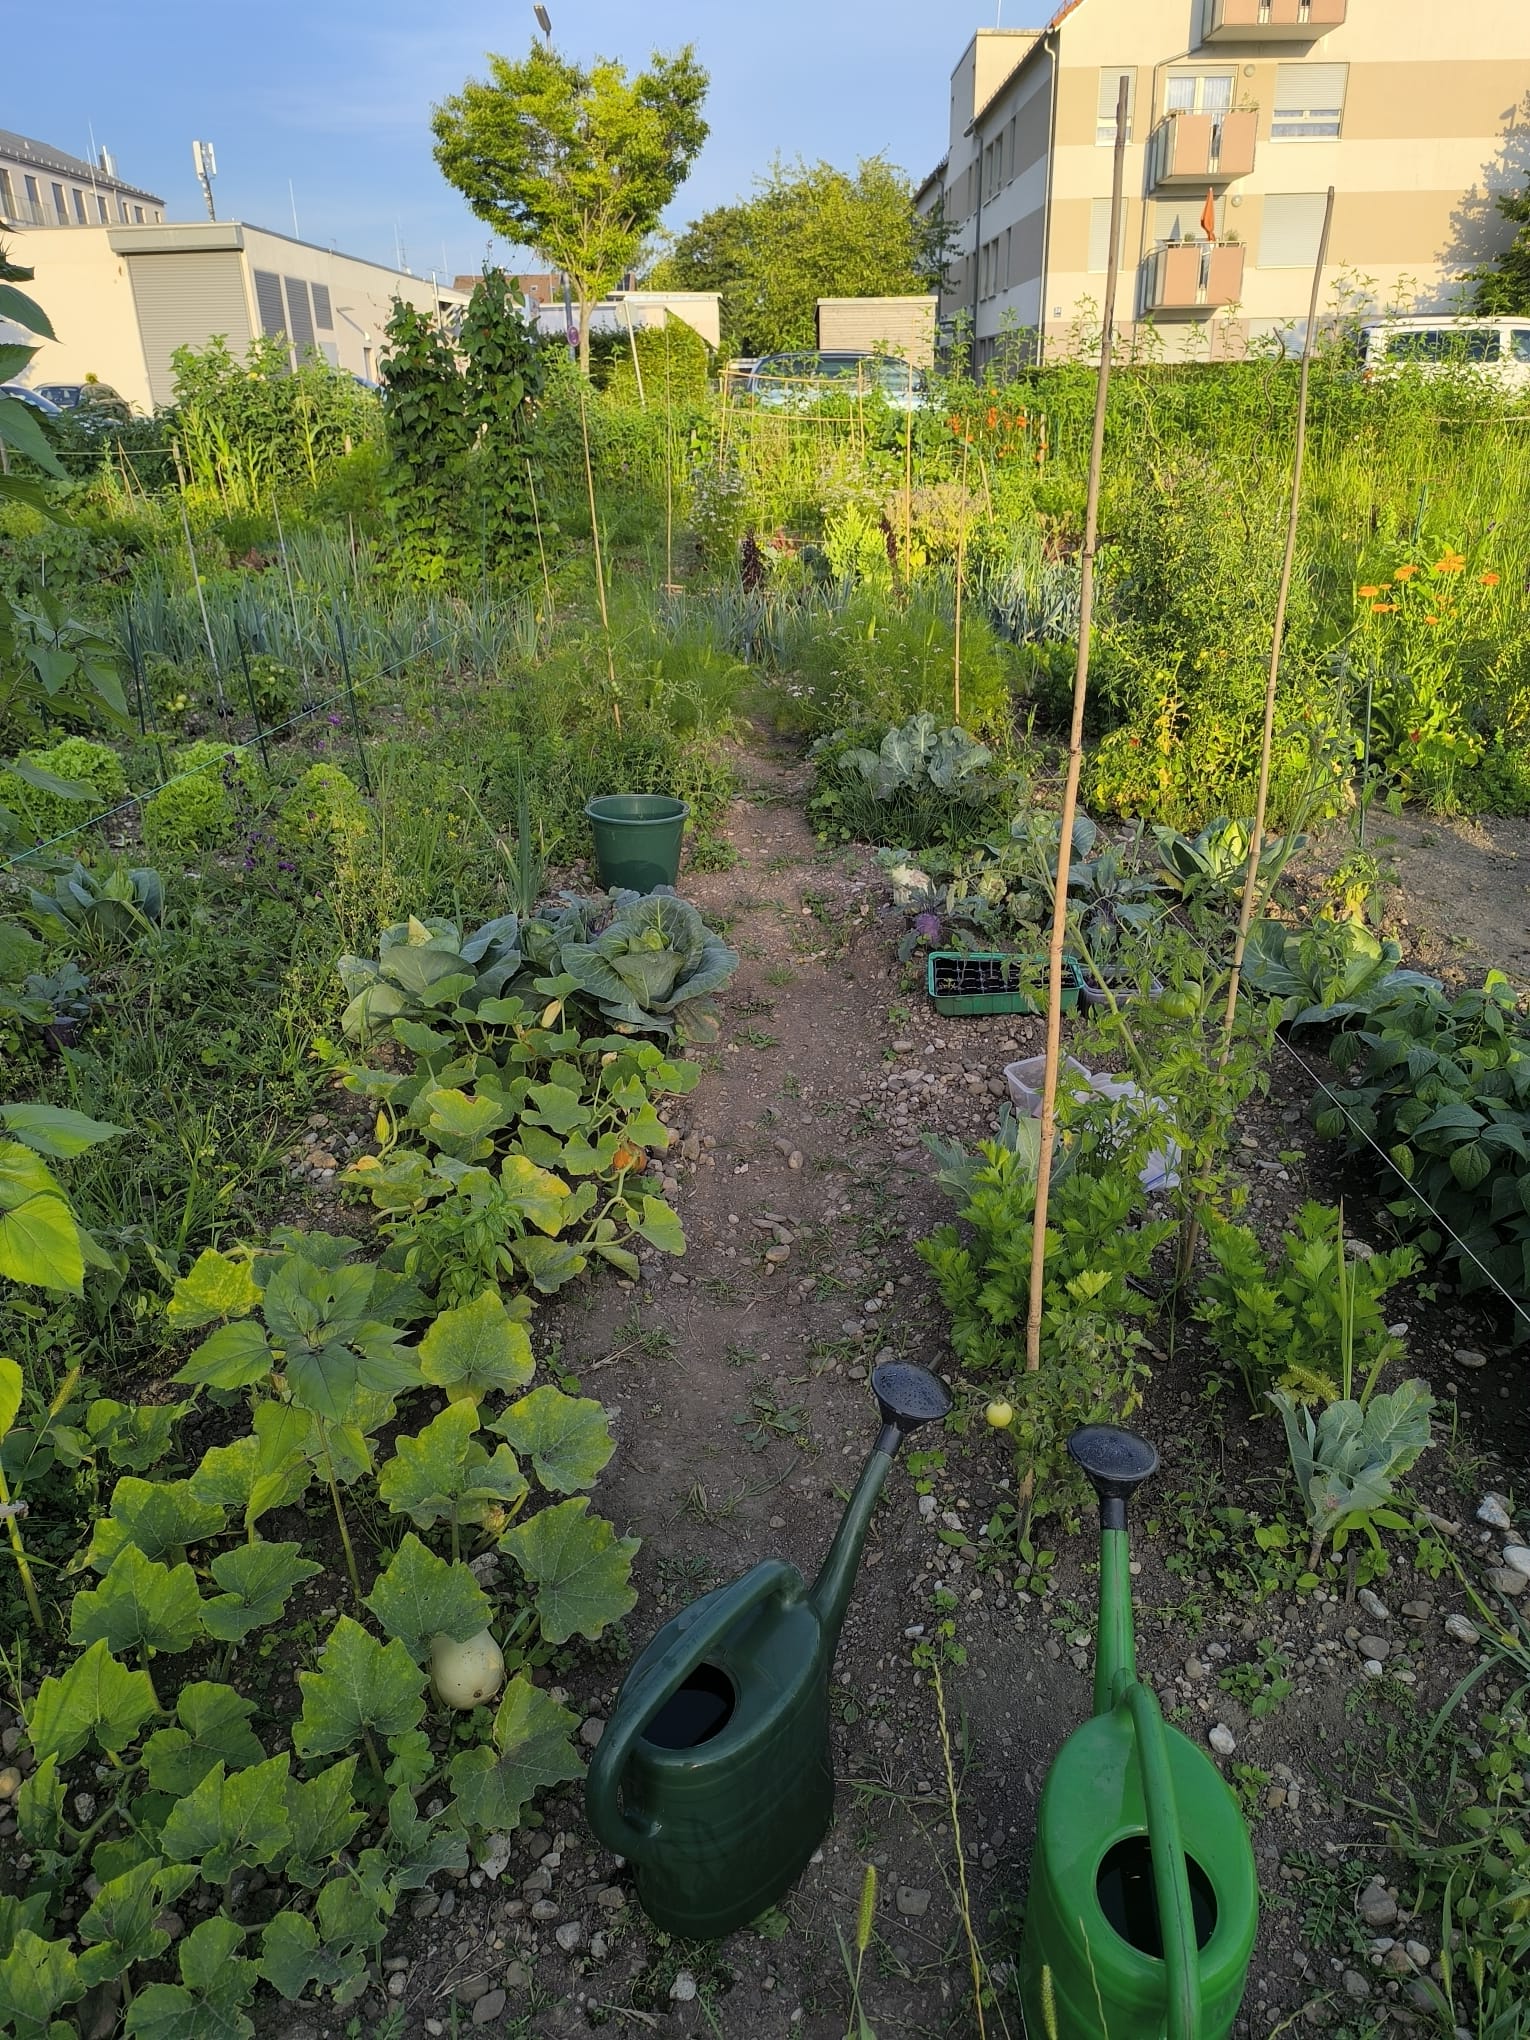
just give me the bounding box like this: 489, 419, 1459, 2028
283, 740, 1525, 2040
1298, 809, 1530, 993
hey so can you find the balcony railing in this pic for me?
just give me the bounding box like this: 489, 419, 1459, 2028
1203, 0, 1346, 41
0, 196, 62, 228
1147, 109, 1257, 188
1143, 241, 1246, 315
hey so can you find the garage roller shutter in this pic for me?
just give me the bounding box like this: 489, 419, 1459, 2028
126, 250, 252, 407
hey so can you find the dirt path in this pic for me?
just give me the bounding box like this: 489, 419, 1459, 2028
361, 742, 1522, 2040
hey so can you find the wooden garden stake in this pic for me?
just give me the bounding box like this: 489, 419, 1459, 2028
176, 490, 229, 720
1221, 186, 1335, 1044
953, 434, 970, 724
1022, 76, 1130, 1380
903, 365, 914, 576
577, 372, 622, 730
525, 457, 555, 624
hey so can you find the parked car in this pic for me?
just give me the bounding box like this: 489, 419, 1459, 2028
744, 351, 927, 411
34, 381, 131, 419
0, 383, 63, 415
1360, 317, 1530, 389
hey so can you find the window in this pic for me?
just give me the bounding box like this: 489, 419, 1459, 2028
311, 281, 333, 330
0, 170, 13, 216
1382, 327, 1500, 364
1165, 71, 1234, 117
117, 197, 129, 221
1003, 225, 1013, 291
1006, 115, 1018, 185
71, 188, 87, 224
23, 176, 40, 207
1511, 330, 1530, 363
1272, 63, 1347, 140
132, 205, 144, 223
254, 270, 287, 338
1259, 192, 1329, 267
95, 195, 108, 222
1097, 67, 1136, 144
51, 181, 66, 221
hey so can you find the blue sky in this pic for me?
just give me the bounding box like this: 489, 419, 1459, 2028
7, 0, 969, 277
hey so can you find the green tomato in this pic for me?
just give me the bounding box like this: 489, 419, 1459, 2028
985, 1399, 1015, 1430
1158, 990, 1200, 1020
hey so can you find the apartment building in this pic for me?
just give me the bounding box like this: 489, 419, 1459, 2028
917, 0, 1530, 363
0, 130, 164, 231
14, 221, 467, 410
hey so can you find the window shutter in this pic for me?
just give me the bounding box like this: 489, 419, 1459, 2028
254, 270, 286, 337
1272, 64, 1347, 138
311, 282, 333, 330
1259, 193, 1329, 268
1097, 67, 1136, 144
1089, 198, 1123, 272
284, 276, 315, 354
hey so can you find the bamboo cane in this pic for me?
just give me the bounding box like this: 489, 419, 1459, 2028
953, 434, 970, 725
1221, 188, 1335, 1044
577, 372, 622, 730
1022, 76, 1130, 1379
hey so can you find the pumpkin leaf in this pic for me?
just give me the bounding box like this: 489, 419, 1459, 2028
499, 1496, 638, 1645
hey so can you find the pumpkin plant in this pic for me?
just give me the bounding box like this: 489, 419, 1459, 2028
0, 1229, 637, 2029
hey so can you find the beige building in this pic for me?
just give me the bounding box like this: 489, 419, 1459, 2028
0, 129, 164, 232
11, 221, 468, 410
917, 0, 1530, 363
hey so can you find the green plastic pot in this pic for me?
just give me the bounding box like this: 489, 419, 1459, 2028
584, 794, 689, 894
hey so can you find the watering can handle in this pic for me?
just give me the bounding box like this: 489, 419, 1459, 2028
585, 1559, 801, 1866
1125, 1680, 1201, 2040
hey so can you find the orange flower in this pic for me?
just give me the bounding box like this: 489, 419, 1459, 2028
1370, 602, 1398, 613
1424, 615, 1441, 625
1433, 550, 1466, 574
1393, 564, 1419, 581
1357, 585, 1381, 598
1480, 571, 1501, 586
986, 406, 999, 430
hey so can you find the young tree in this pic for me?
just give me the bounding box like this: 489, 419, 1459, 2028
656, 157, 930, 358
1469, 181, 1530, 314
432, 42, 709, 373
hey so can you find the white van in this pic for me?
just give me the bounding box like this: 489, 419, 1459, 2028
1360, 316, 1530, 389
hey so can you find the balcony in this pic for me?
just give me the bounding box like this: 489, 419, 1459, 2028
1203, 0, 1346, 41
1143, 241, 1246, 315
1147, 109, 1257, 188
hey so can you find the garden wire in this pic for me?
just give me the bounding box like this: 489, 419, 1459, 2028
0, 617, 460, 873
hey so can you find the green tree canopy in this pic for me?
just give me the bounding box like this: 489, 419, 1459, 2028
432, 41, 709, 372
654, 156, 940, 359
1470, 181, 1530, 314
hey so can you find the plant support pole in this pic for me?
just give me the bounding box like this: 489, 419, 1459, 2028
1221, 187, 1335, 1044
577, 373, 622, 730
332, 607, 373, 795
1023, 76, 1129, 1378
233, 622, 272, 776
177, 495, 228, 719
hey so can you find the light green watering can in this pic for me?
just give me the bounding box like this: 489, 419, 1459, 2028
1018, 1426, 1258, 2040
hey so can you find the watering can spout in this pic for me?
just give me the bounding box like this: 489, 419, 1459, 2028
810, 1364, 951, 1655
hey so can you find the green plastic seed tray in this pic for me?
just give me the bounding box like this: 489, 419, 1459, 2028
925, 950, 1082, 1018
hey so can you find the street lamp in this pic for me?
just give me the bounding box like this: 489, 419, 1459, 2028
533, 5, 552, 41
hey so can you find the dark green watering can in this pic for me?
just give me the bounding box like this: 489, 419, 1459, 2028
1018, 1427, 1258, 2040
585, 1363, 951, 1939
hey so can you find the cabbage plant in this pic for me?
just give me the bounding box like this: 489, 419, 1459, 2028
1242, 916, 1437, 1028
555, 893, 737, 1043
